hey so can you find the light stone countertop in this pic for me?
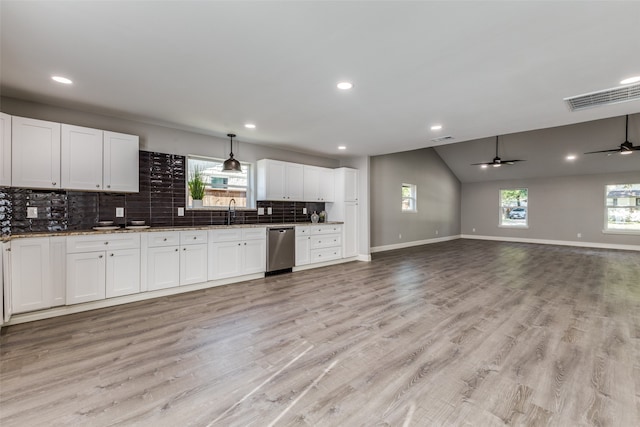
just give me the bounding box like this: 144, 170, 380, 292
2, 221, 343, 241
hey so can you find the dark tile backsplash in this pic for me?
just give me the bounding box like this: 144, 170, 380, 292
0, 150, 324, 236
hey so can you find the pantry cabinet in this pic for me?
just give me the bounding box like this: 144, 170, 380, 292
11, 116, 61, 189
256, 159, 304, 201
327, 167, 359, 258
209, 227, 266, 280
0, 112, 11, 186
66, 234, 140, 304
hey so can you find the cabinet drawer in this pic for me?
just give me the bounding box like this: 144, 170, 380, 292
295, 226, 310, 235
310, 225, 342, 235
310, 234, 341, 249
180, 230, 208, 245
67, 233, 140, 253
209, 229, 242, 242
243, 227, 266, 241
310, 247, 342, 262
147, 232, 180, 247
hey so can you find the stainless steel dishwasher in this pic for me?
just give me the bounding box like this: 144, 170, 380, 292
266, 227, 295, 273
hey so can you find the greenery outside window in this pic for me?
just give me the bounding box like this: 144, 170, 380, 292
402, 183, 417, 212
605, 183, 640, 232
187, 155, 253, 208
500, 188, 528, 227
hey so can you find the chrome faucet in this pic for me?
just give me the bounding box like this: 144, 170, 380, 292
228, 198, 236, 225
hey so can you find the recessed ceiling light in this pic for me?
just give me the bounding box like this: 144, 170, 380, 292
620, 76, 640, 85
244, 123, 256, 129
566, 155, 576, 160
338, 145, 346, 150
430, 124, 443, 131
337, 82, 353, 90
52, 75, 73, 84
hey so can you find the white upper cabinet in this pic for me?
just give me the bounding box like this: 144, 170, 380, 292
0, 112, 11, 186
303, 166, 334, 202
344, 168, 358, 202
61, 124, 104, 191
257, 159, 304, 201
11, 116, 61, 189
103, 131, 139, 192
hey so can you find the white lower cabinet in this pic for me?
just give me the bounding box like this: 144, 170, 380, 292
145, 230, 207, 290
295, 226, 311, 266
10, 238, 52, 314
297, 224, 342, 265
3, 242, 12, 322
66, 234, 140, 305
209, 227, 266, 280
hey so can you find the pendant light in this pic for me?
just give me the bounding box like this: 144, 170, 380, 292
223, 133, 242, 172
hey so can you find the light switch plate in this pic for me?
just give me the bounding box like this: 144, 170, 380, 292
178, 207, 185, 216
302, 207, 307, 214
267, 207, 272, 215
116, 207, 124, 217
27, 206, 38, 219
257, 207, 265, 215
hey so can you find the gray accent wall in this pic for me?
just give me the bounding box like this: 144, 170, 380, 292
461, 171, 640, 246
370, 148, 461, 248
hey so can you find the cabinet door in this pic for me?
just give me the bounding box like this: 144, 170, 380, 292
0, 112, 11, 186
106, 248, 140, 298
50, 236, 66, 307
243, 239, 266, 274
103, 131, 139, 192
295, 236, 310, 266
61, 124, 103, 191
319, 167, 335, 202
303, 166, 321, 201
263, 160, 286, 200
344, 168, 358, 202
209, 241, 243, 280
147, 246, 180, 290
10, 238, 52, 314
66, 251, 106, 304
11, 116, 61, 189
286, 162, 304, 200
343, 202, 358, 258
3, 242, 12, 322
180, 243, 208, 285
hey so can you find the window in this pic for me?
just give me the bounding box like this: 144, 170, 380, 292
187, 155, 253, 208
500, 188, 528, 227
605, 183, 640, 232
402, 183, 417, 212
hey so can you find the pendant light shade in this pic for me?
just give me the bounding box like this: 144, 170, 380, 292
223, 133, 242, 172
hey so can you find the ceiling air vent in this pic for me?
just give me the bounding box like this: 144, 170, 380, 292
431, 135, 454, 143
564, 83, 640, 111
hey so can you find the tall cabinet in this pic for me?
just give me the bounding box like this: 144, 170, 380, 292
0, 112, 11, 186
327, 167, 359, 258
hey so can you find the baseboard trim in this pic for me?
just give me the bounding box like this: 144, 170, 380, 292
357, 254, 372, 262
460, 234, 640, 252
292, 256, 358, 272
370, 235, 462, 253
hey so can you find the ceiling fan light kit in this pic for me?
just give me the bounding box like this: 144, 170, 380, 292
584, 115, 639, 155
471, 135, 525, 168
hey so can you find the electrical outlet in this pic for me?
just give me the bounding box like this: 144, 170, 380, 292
399, 233, 402, 240
267, 207, 272, 215
178, 207, 184, 217
27, 206, 38, 218
257, 207, 265, 215
577, 233, 581, 238
116, 207, 124, 217
435, 230, 439, 235
303, 207, 307, 214
472, 228, 476, 232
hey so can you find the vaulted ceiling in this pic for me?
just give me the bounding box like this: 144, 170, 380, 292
2, 1, 640, 169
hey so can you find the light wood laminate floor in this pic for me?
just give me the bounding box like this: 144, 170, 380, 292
1, 239, 639, 426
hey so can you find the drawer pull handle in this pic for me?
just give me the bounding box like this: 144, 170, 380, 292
183, 248, 186, 251
193, 236, 197, 239
52, 182, 56, 186
175, 248, 178, 252
104, 242, 109, 245
110, 253, 114, 257
163, 238, 167, 241
96, 184, 100, 188
99, 255, 103, 258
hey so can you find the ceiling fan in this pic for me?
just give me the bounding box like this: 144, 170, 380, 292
585, 115, 639, 155
471, 136, 525, 168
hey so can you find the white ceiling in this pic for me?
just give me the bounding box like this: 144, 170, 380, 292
2, 1, 640, 161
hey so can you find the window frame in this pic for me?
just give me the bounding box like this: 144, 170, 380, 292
499, 187, 529, 228
186, 154, 255, 210
603, 183, 640, 234
401, 183, 417, 213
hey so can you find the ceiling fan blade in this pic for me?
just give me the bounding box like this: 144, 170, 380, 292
501, 159, 525, 164
584, 148, 622, 154
471, 162, 491, 166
